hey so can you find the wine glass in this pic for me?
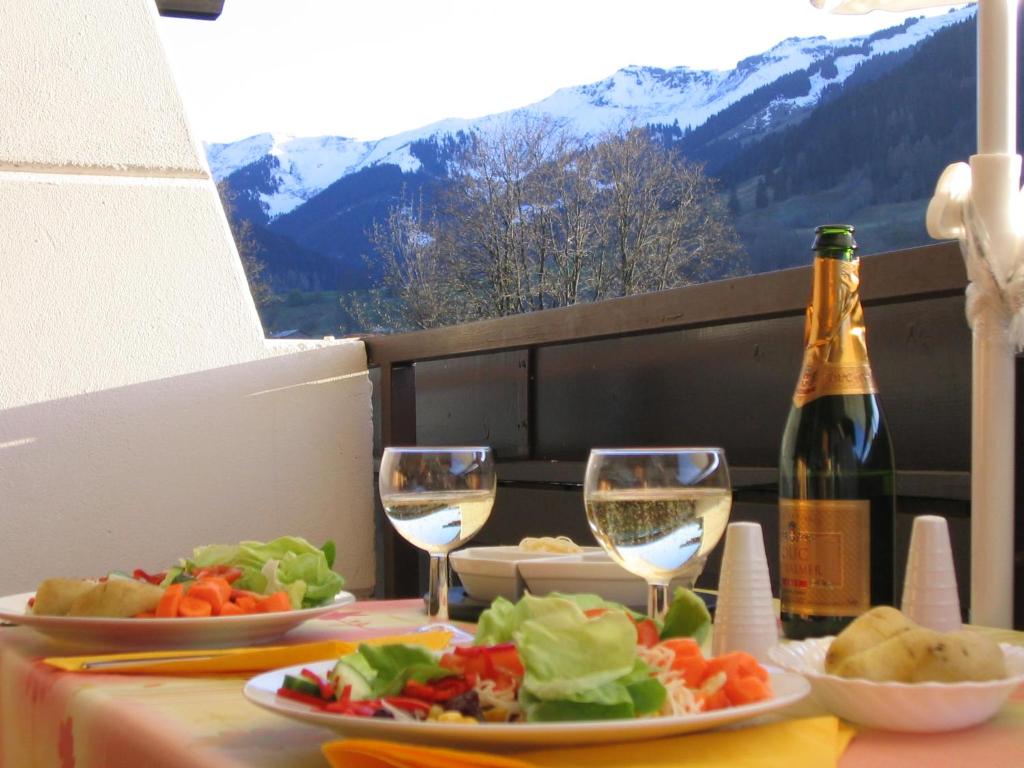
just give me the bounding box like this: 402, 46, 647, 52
584, 447, 731, 621
379, 446, 495, 624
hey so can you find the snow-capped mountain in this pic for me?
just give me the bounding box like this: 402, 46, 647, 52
206, 6, 972, 223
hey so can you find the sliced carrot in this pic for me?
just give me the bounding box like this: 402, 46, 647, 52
257, 591, 292, 613
234, 595, 258, 613
198, 576, 232, 600
673, 652, 708, 688
654, 638, 706, 687
188, 579, 230, 614
218, 601, 245, 616
133, 611, 156, 619
661, 637, 702, 659
703, 651, 764, 684
155, 583, 184, 618
724, 674, 772, 706
700, 688, 730, 711
177, 595, 213, 618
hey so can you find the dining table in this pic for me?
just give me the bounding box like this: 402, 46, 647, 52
1, 598, 1022, 768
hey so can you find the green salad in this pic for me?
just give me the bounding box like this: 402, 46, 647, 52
163, 536, 344, 609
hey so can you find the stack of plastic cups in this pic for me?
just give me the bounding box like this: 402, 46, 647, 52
901, 515, 962, 632
712, 522, 779, 662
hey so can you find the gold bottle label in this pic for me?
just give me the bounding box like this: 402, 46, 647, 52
793, 256, 877, 407
779, 498, 870, 617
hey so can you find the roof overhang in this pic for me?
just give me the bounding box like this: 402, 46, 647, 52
155, 0, 224, 20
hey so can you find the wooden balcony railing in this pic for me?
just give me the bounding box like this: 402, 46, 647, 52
362, 240, 1023, 628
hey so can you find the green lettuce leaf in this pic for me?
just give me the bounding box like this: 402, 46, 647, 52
476, 593, 666, 723
659, 586, 712, 643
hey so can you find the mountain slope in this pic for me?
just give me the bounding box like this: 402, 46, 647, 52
207, 7, 972, 225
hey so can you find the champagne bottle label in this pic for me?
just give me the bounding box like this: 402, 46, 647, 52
779, 498, 871, 617
793, 257, 877, 408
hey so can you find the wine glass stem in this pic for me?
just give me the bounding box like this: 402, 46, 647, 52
648, 582, 670, 622
427, 553, 449, 623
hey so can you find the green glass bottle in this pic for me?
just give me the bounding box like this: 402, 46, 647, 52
778, 225, 895, 640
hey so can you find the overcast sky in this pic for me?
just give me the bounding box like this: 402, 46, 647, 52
157, 0, 966, 143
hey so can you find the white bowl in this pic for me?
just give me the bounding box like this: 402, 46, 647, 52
518, 550, 704, 608
768, 636, 1024, 732
449, 546, 591, 602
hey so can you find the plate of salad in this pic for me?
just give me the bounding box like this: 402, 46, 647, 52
243, 591, 810, 749
0, 536, 354, 650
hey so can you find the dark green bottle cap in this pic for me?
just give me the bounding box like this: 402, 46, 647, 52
813, 224, 857, 251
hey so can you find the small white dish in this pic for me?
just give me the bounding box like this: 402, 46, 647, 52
769, 636, 1024, 732
244, 659, 810, 749
0, 591, 356, 650
518, 550, 703, 608
449, 546, 600, 603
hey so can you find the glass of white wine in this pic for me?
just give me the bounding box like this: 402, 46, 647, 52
584, 447, 731, 621
379, 446, 495, 624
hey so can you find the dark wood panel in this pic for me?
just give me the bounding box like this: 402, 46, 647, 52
530, 295, 971, 470
415, 351, 531, 458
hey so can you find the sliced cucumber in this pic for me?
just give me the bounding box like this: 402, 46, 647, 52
281, 674, 323, 699
331, 658, 373, 700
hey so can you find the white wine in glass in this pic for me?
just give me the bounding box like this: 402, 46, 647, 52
584, 448, 731, 620
379, 446, 495, 624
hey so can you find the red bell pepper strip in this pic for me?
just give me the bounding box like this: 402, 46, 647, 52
300, 667, 335, 700
132, 568, 167, 585
402, 676, 472, 702
383, 696, 432, 717
276, 686, 333, 709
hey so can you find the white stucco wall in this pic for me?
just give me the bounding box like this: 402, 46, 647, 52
0, 0, 375, 595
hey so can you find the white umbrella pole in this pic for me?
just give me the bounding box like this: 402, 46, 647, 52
968, 0, 1018, 628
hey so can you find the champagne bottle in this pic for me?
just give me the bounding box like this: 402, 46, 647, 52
778, 224, 895, 640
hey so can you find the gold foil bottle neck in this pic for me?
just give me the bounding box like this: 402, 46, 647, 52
793, 255, 877, 408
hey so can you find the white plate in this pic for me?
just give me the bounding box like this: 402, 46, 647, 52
0, 591, 356, 650
244, 660, 810, 749
769, 637, 1024, 732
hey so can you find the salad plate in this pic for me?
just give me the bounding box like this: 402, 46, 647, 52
0, 591, 356, 650
243, 660, 811, 749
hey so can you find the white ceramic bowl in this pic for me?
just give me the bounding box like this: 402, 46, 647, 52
449, 546, 591, 602
769, 636, 1024, 732
518, 550, 704, 608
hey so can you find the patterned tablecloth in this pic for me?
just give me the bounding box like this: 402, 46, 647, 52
0, 599, 1021, 768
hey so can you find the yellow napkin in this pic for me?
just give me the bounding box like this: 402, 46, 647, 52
323, 716, 855, 768
43, 630, 452, 675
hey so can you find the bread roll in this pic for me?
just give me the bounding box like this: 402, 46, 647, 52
32, 578, 99, 616
67, 579, 164, 618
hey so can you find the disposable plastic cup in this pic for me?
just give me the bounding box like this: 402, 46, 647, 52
901, 515, 961, 633
712, 623, 779, 660
712, 522, 778, 660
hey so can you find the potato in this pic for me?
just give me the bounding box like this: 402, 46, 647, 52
67, 579, 164, 618
825, 605, 916, 674
834, 627, 1006, 683
905, 630, 1006, 682
32, 578, 99, 616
